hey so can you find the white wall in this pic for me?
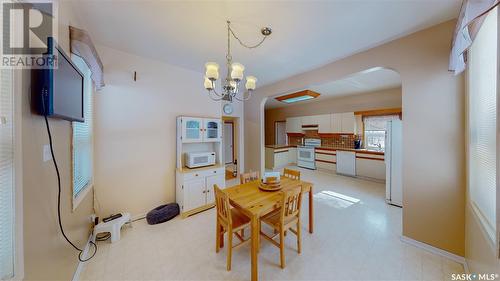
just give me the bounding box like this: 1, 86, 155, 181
94, 45, 221, 217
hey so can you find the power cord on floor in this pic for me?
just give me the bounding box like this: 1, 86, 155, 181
42, 92, 97, 262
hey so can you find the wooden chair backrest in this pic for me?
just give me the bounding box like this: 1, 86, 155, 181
280, 186, 303, 223
214, 184, 231, 226
283, 168, 301, 180
240, 171, 260, 184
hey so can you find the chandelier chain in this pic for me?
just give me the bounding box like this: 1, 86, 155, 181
228, 22, 269, 49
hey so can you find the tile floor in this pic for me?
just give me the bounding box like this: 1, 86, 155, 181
81, 166, 464, 281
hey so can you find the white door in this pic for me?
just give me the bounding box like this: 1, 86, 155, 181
181, 117, 203, 143
184, 178, 206, 211
203, 119, 222, 142
275, 121, 287, 145
224, 122, 234, 164
206, 174, 225, 204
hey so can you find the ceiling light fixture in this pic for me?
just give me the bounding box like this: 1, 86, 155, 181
275, 90, 321, 104
204, 21, 271, 103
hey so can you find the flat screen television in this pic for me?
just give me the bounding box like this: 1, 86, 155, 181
32, 37, 84, 122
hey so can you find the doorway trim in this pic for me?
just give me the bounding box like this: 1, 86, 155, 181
224, 120, 235, 165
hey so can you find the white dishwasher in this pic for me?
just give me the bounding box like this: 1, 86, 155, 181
336, 151, 356, 176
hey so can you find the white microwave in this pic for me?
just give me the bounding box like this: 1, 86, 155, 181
185, 152, 216, 168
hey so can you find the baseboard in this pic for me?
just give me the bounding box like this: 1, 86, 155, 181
72, 233, 94, 281
401, 236, 468, 268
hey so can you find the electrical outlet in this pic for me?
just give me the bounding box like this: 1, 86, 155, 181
43, 145, 52, 162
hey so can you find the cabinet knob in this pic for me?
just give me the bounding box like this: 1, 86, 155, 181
195, 174, 199, 176
213, 171, 216, 173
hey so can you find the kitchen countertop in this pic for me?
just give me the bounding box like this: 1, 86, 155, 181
265, 144, 384, 155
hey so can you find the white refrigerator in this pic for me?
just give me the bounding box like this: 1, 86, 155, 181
385, 119, 402, 207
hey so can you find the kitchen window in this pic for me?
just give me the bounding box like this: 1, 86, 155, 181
363, 115, 398, 151
72, 55, 94, 209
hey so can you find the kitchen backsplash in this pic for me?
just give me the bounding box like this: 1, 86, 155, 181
288, 130, 360, 149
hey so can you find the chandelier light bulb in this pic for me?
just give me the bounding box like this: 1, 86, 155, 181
205, 62, 219, 81
245, 76, 257, 90
204, 77, 213, 90
230, 62, 245, 81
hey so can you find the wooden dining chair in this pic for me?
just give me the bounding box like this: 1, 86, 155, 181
260, 186, 303, 269
214, 184, 251, 271
283, 168, 301, 180
240, 171, 260, 184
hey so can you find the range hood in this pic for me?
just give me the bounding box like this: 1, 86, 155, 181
301, 124, 318, 131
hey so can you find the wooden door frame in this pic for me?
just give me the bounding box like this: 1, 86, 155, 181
224, 121, 235, 165
274, 120, 287, 145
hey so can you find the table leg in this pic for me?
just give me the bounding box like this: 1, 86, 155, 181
251, 215, 259, 281
309, 188, 314, 234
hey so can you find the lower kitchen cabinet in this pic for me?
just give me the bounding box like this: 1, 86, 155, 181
176, 166, 225, 218
355, 153, 385, 180
265, 147, 297, 169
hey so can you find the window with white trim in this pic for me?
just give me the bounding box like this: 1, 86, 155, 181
72, 55, 93, 208
467, 7, 497, 242
0, 69, 14, 279
363, 115, 398, 151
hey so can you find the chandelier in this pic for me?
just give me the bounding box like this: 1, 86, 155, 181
204, 21, 272, 102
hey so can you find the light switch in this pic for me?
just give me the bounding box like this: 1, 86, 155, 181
43, 145, 52, 162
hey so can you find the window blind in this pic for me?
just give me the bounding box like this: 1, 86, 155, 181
468, 7, 497, 240
72, 56, 93, 200
0, 68, 14, 279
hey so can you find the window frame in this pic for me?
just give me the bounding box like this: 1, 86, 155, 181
465, 6, 499, 256
71, 55, 94, 211
363, 115, 399, 151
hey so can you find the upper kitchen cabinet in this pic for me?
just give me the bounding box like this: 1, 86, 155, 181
203, 118, 222, 142
315, 114, 332, 133
286, 117, 302, 133
331, 113, 342, 132
180, 117, 204, 143
179, 117, 222, 143
340, 112, 356, 134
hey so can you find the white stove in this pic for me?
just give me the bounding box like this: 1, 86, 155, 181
297, 138, 321, 169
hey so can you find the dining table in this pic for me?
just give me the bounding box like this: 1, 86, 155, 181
222, 177, 314, 281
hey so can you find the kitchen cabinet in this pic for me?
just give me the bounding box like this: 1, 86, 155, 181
331, 114, 342, 132
286, 117, 302, 133
301, 115, 315, 126
355, 153, 385, 180
265, 147, 297, 169
336, 151, 356, 176
315, 148, 336, 171
176, 166, 225, 217
179, 117, 222, 143
288, 147, 297, 164
315, 114, 332, 133
203, 118, 222, 142
340, 112, 356, 134
180, 117, 204, 143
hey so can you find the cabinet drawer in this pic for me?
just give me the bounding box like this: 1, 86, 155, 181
183, 167, 224, 181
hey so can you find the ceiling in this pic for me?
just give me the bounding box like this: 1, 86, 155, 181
265, 68, 402, 109
69, 1, 460, 87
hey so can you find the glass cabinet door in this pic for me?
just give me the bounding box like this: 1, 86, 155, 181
182, 117, 203, 142
203, 119, 221, 142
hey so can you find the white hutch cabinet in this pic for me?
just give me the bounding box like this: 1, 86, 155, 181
176, 116, 225, 218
